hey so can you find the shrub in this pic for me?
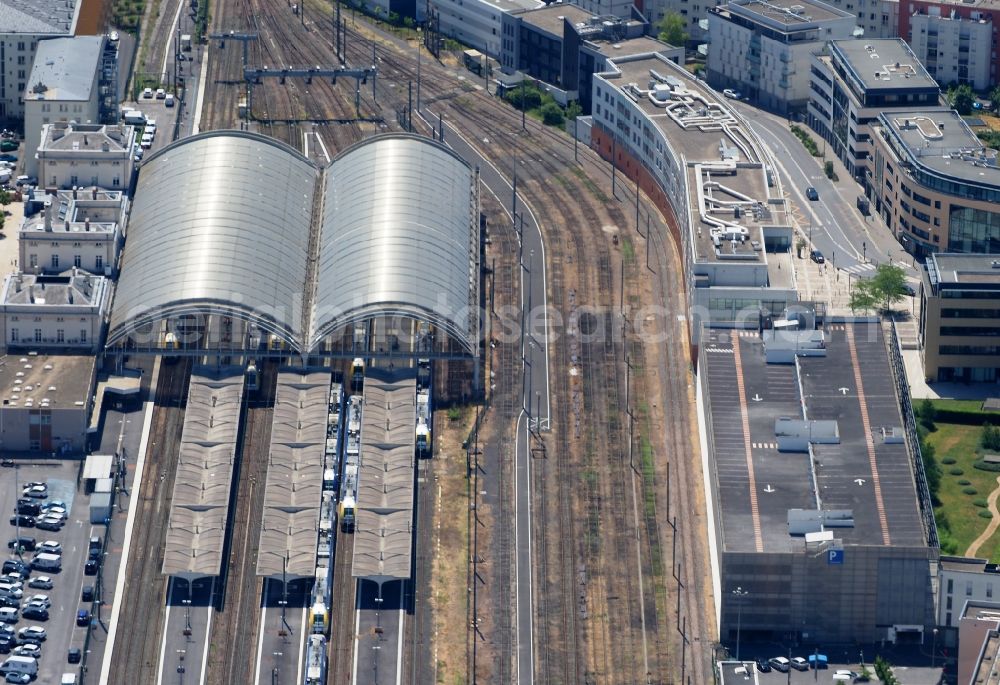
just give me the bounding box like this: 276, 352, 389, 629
963, 486, 978, 495
941, 456, 957, 465
950, 467, 965, 476
974, 459, 1000, 472
983, 422, 1000, 452
447, 407, 462, 421
975, 498, 989, 508
540, 102, 564, 126
959, 479, 972, 486
980, 510, 994, 519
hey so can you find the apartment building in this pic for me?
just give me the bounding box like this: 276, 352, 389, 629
432, 0, 543, 57
808, 39, 940, 180
900, 0, 999, 91
918, 253, 1000, 383
706, 0, 858, 114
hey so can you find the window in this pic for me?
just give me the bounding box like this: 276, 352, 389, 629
16, 56, 24, 66
946, 596, 952, 610
988, 583, 993, 599
56, 330, 64, 343
51, 255, 59, 269
34, 329, 41, 343
9, 329, 17, 343
95, 255, 103, 271
28, 255, 37, 268
73, 255, 81, 268
80, 330, 87, 343
968, 581, 974, 596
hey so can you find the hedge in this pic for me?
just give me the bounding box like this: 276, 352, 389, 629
963, 487, 978, 495
933, 409, 1000, 426
959, 479, 973, 485
941, 457, 957, 465
980, 510, 994, 519
950, 467, 965, 476
975, 498, 989, 508
974, 459, 1000, 472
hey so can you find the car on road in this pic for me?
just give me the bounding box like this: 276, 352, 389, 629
26, 578, 50, 591
810, 249, 825, 264
37, 542, 60, 555
0, 154, 17, 163
11, 644, 38, 659
76, 609, 90, 626
8, 516, 33, 529
755, 658, 771, 672
20, 606, 46, 621
80, 586, 93, 603
723, 88, 741, 99
67, 647, 81, 664
84, 560, 98, 576
806, 186, 819, 201
790, 656, 810, 671
768, 656, 791, 672
142, 87, 153, 98
155, 88, 166, 99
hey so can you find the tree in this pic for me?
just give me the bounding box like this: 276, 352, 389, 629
870, 263, 907, 313
849, 277, 878, 314
948, 83, 976, 115
565, 100, 582, 122
990, 84, 1000, 114
656, 12, 688, 46
540, 101, 564, 126
504, 83, 542, 111
918, 398, 937, 432
983, 422, 1000, 452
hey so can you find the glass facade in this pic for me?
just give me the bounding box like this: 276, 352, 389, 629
948, 205, 1000, 253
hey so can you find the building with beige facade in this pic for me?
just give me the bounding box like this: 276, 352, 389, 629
868, 108, 1000, 257
918, 253, 1000, 383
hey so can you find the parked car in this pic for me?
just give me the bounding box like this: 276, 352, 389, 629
76, 609, 90, 627
8, 516, 33, 529
723, 88, 741, 99
0, 562, 27, 578
0, 141, 17, 152
11, 644, 38, 659
155, 88, 166, 99
806, 186, 819, 201
755, 657, 771, 672
768, 656, 790, 673
0, 636, 12, 653
23, 596, 47, 610
34, 518, 62, 532
13, 176, 34, 188
810, 249, 825, 264
6, 538, 35, 552
4, 672, 29, 684
20, 606, 47, 621
26, 578, 51, 591
790, 656, 810, 671
15, 502, 39, 517
80, 586, 93, 603
16, 626, 45, 642
67, 647, 81, 663
20, 486, 46, 499
0, 598, 18, 610
43, 501, 65, 511
84, 560, 98, 576
37, 542, 60, 555
0, 154, 17, 163
0, 608, 17, 624
902, 283, 916, 296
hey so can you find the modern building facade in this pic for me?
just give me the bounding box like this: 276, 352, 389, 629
0, 0, 82, 121
23, 36, 105, 177
35, 121, 135, 190
501, 5, 679, 110
808, 39, 940, 180
918, 253, 1000, 383
959, 601, 1000, 685
899, 0, 999, 91
938, 557, 1000, 629
707, 0, 858, 114
867, 108, 1000, 256
432, 0, 543, 57
19, 187, 126, 277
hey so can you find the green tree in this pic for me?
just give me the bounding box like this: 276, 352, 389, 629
504, 83, 542, 111
849, 277, 878, 314
656, 12, 688, 46
870, 262, 908, 313
983, 422, 1000, 452
540, 101, 564, 126
917, 398, 937, 432
565, 100, 582, 122
989, 84, 1000, 114
948, 83, 976, 115
921, 432, 940, 503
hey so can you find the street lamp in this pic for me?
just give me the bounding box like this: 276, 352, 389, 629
732, 586, 749, 662
931, 627, 938, 668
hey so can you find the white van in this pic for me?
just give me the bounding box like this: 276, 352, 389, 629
1, 655, 38, 676
123, 110, 146, 126
61, 674, 78, 684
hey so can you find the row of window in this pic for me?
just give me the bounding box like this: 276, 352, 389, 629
10, 329, 87, 343
940, 326, 1000, 337
28, 255, 104, 270
940, 308, 1000, 319
939, 344, 1000, 356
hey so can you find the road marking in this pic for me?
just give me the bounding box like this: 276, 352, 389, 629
731, 338, 764, 552
155, 578, 174, 685
297, 605, 307, 684
253, 580, 268, 685
846, 326, 891, 545
199, 578, 215, 685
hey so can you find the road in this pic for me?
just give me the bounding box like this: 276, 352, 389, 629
423, 113, 550, 685
729, 102, 917, 277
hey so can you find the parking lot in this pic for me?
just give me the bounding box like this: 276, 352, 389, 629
0, 460, 100, 683
720, 653, 946, 685
121, 91, 181, 159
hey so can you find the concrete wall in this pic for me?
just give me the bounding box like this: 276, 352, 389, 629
37, 150, 130, 190
433, 0, 515, 56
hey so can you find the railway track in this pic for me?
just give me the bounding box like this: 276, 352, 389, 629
203, 361, 277, 685
327, 526, 356, 683
108, 358, 193, 685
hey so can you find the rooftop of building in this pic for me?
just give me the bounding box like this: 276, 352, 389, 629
912, 0, 1000, 11
39, 122, 134, 153
587, 35, 674, 57
25, 35, 103, 103
964, 600, 1000, 621
1, 270, 107, 306
718, 0, 852, 27
972, 636, 1000, 685
941, 555, 993, 573
517, 2, 593, 35
21, 187, 124, 236
601, 53, 788, 266
830, 39, 939, 93
701, 322, 929, 554
926, 253, 1000, 289
0, 0, 79, 34
0, 353, 95, 408
478, 0, 544, 13
879, 108, 1000, 187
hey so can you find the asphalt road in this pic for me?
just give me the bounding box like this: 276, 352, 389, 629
425, 114, 550, 685
729, 102, 917, 278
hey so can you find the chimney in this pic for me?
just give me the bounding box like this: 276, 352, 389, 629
84, 217, 90, 231
91, 187, 97, 200
72, 186, 77, 199
63, 220, 69, 231
43, 200, 53, 232
83, 134, 88, 146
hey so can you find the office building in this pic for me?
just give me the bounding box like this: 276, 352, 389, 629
868, 108, 1000, 256
808, 39, 940, 180
707, 0, 858, 114
432, 0, 543, 57
35, 121, 135, 191
919, 253, 1000, 383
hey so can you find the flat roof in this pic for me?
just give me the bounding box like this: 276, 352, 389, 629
0, 354, 94, 407
0, 0, 79, 33
257, 368, 330, 578
726, 0, 851, 27
479, 0, 543, 13
518, 3, 592, 35
601, 54, 788, 266
927, 253, 1000, 288
964, 600, 1000, 621
830, 39, 938, 93
701, 323, 928, 554
82, 453, 114, 479
25, 36, 103, 102
589, 36, 673, 57
162, 367, 245, 577
352, 369, 416, 582
879, 108, 1000, 188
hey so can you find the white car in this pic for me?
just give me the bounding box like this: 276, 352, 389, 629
41, 507, 65, 520
24, 595, 49, 609
155, 88, 166, 99
722, 88, 741, 100
26, 577, 51, 590
12, 643, 40, 658
142, 87, 153, 98
38, 541, 61, 555
17, 625, 46, 641
21, 485, 46, 499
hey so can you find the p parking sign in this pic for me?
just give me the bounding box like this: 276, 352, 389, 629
828, 549, 844, 565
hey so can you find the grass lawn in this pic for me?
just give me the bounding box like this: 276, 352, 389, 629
928, 422, 1000, 560
930, 398, 1000, 416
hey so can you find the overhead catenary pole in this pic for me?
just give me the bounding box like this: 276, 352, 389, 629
520, 79, 526, 131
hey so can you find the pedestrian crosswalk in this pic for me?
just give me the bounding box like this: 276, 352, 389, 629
752, 442, 778, 450
840, 262, 876, 276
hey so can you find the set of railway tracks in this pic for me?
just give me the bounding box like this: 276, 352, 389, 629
327, 524, 356, 683
108, 358, 192, 685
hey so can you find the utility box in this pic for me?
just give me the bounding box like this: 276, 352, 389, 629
181, 34, 192, 51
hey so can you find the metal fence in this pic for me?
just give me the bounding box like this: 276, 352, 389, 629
886, 319, 939, 548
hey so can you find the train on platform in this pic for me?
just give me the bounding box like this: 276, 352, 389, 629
416, 359, 432, 456
303, 634, 328, 685
338, 393, 363, 532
